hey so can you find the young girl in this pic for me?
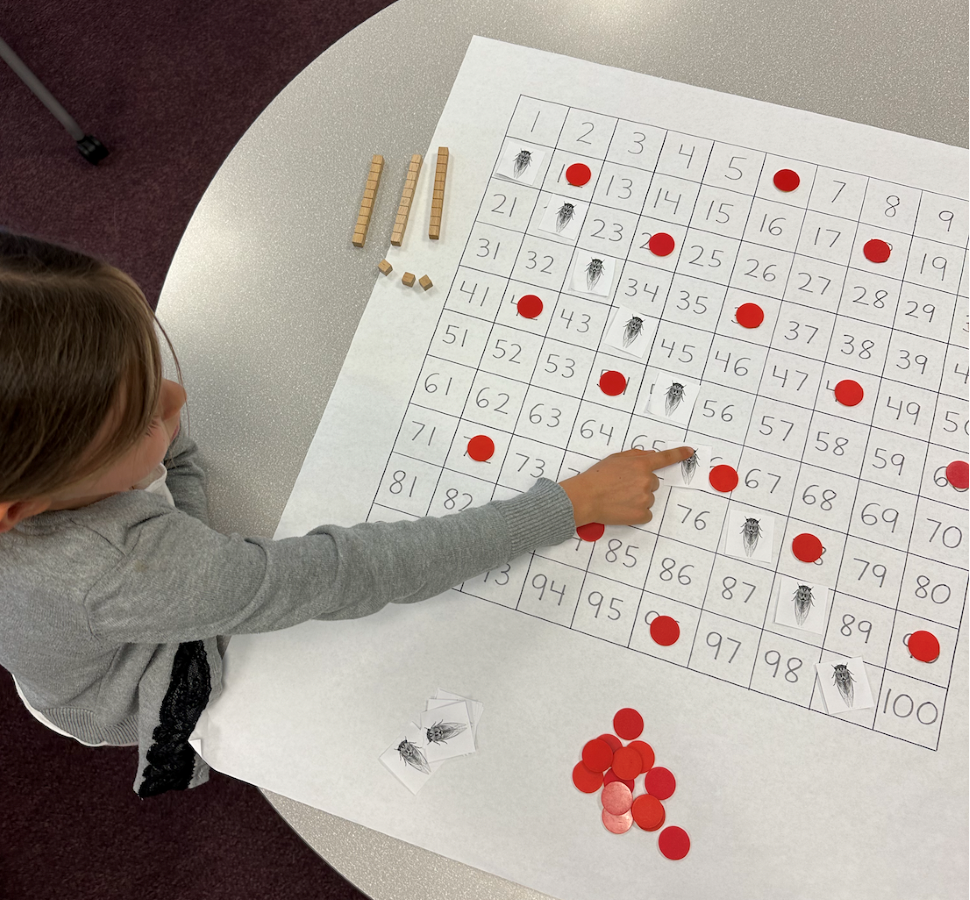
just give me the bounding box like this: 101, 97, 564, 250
0, 232, 690, 797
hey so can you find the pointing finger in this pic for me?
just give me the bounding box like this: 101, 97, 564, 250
645, 445, 695, 471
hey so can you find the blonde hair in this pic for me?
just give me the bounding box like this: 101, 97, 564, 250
0, 232, 182, 501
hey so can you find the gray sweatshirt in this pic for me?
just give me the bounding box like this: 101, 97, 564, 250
0, 427, 576, 796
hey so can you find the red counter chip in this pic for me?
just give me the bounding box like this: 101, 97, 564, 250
627, 740, 655, 773
599, 370, 627, 395
577, 522, 606, 542
644, 765, 676, 800
792, 532, 824, 563
658, 825, 690, 860
517, 294, 543, 319
648, 232, 675, 256
603, 768, 635, 791
602, 780, 634, 816
467, 435, 495, 462
773, 169, 800, 192
834, 379, 864, 406
613, 708, 644, 740
572, 761, 603, 793
581, 737, 614, 773
946, 460, 969, 490
631, 794, 666, 831
566, 163, 592, 186
736, 302, 764, 328
649, 615, 680, 646
709, 464, 739, 492
597, 733, 623, 752
908, 630, 941, 663
611, 746, 643, 781
863, 239, 891, 263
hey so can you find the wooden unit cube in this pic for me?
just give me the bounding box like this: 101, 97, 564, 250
402, 272, 416, 287
378, 259, 393, 276
419, 275, 433, 291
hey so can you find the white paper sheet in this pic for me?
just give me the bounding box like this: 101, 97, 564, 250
192, 37, 969, 900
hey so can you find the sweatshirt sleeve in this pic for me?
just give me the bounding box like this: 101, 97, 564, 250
83, 478, 576, 644
162, 422, 210, 526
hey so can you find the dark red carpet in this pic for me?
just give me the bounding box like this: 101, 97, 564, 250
0, 2, 397, 897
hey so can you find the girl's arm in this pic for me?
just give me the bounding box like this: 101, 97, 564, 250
162, 420, 209, 525
84, 477, 575, 644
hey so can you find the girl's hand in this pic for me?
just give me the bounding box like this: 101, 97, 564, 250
558, 446, 695, 527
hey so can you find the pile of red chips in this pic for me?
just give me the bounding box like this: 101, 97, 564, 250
572, 708, 690, 860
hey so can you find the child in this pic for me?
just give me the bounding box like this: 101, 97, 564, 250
0, 232, 691, 797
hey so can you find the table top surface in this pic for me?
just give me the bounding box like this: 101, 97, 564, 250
156, 0, 967, 897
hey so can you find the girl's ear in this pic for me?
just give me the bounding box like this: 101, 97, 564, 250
0, 499, 52, 533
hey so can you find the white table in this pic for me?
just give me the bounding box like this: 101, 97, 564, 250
157, 1, 968, 896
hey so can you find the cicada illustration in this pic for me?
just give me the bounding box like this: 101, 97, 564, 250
425, 720, 467, 745
681, 449, 698, 484
832, 663, 855, 708
555, 201, 575, 232
622, 315, 643, 348
396, 738, 431, 774
792, 584, 815, 626
513, 149, 532, 178
585, 257, 604, 290
664, 381, 685, 417
741, 517, 762, 557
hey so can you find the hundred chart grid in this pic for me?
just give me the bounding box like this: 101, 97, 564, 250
366, 95, 969, 752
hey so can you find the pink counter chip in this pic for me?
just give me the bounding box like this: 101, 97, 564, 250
602, 780, 633, 816
602, 808, 634, 834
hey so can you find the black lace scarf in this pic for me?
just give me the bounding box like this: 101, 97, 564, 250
138, 640, 211, 798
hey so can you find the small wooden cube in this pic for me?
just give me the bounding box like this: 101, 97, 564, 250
378, 259, 392, 275
419, 275, 433, 291
402, 272, 416, 287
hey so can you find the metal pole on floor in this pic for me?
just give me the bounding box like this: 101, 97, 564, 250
0, 34, 109, 164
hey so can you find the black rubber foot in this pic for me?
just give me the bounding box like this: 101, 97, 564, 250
76, 134, 109, 165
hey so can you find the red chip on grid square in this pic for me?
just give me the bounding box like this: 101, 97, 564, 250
613, 708, 644, 740
863, 239, 891, 262
599, 370, 627, 395
773, 169, 800, 192
908, 630, 940, 663
566, 163, 592, 186
650, 615, 680, 646
736, 302, 764, 328
627, 740, 655, 772
610, 746, 643, 781
581, 738, 614, 773
945, 460, 969, 490
709, 464, 739, 492
572, 761, 604, 793
834, 379, 864, 406
516, 294, 543, 319
648, 232, 675, 256
792, 532, 824, 563
466, 435, 495, 461
577, 522, 606, 542
644, 766, 676, 800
